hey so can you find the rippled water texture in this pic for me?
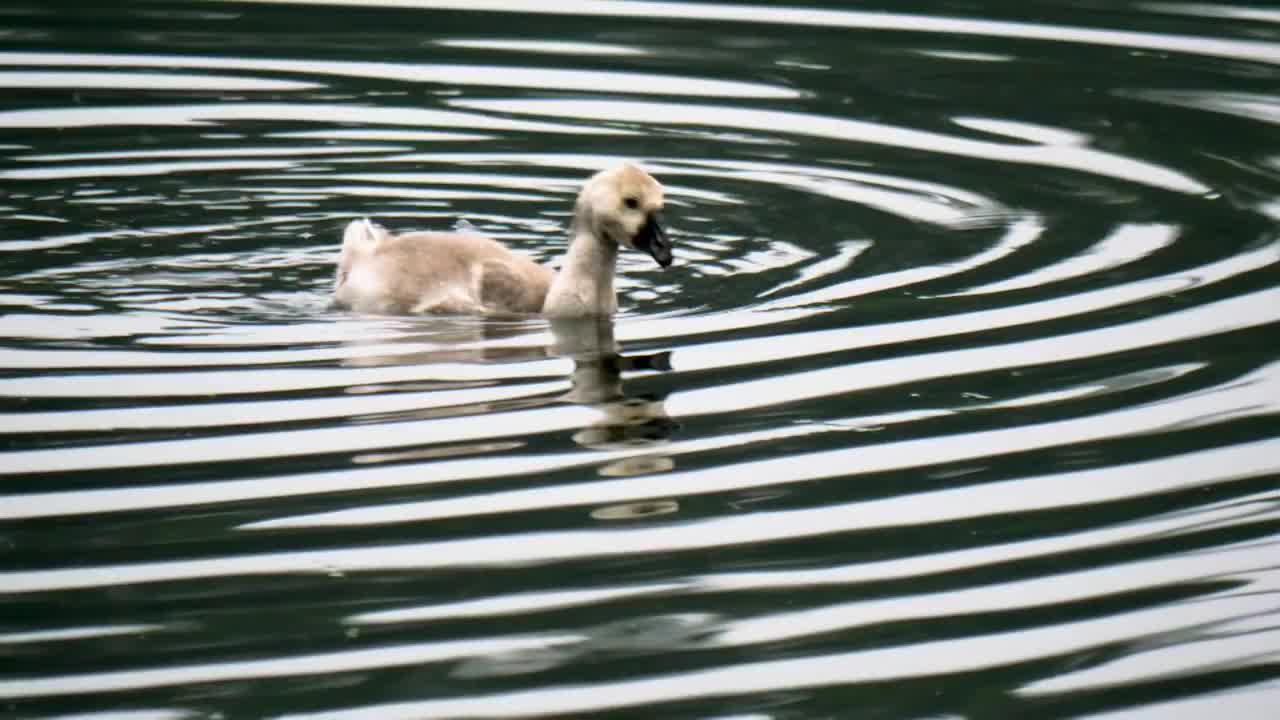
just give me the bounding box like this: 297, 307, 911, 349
2, 1, 1279, 717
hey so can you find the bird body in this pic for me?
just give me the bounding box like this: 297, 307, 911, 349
334, 164, 670, 317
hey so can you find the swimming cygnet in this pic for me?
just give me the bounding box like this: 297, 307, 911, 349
334, 164, 672, 317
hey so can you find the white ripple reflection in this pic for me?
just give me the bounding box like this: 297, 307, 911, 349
436, 38, 644, 56
343, 492, 1272, 642
935, 222, 1180, 296
0, 70, 321, 91
266, 170, 740, 205
0, 380, 564, 434
754, 215, 1043, 309
653, 158, 1005, 227
348, 583, 684, 625
1021, 611, 1280, 696
1124, 89, 1280, 126
661, 237, 1278, 356
1142, 2, 1280, 24
38, 711, 198, 720
1075, 681, 1280, 720
221, 1, 1280, 66
0, 51, 797, 98
0, 102, 628, 135
1, 439, 1273, 593
16, 144, 407, 162
0, 634, 582, 700
241, 386, 1278, 530
0, 624, 162, 645
1, 280, 1274, 477
0, 417, 826, 520
697, 490, 1278, 594
669, 287, 1278, 417
714, 540, 1280, 646
452, 98, 1211, 194
267, 588, 1275, 719
0, 159, 298, 180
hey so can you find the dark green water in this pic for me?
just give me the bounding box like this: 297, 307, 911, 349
2, 1, 1279, 718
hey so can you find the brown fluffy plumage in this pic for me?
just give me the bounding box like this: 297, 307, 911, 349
334, 164, 669, 317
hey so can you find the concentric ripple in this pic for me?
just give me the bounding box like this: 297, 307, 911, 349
2, 1, 1278, 719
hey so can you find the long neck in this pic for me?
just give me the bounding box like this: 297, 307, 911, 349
543, 230, 618, 317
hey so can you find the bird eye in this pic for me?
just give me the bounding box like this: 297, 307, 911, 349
623, 196, 640, 210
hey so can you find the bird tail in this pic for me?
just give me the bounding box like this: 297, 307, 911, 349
342, 218, 389, 253
336, 218, 389, 289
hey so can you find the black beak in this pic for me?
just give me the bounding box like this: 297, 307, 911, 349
634, 213, 672, 268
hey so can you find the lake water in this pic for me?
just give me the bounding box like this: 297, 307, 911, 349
2, 1, 1279, 718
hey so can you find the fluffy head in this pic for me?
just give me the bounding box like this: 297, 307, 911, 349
574, 163, 672, 267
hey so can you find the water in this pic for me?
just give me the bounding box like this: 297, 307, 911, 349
2, 0, 1278, 717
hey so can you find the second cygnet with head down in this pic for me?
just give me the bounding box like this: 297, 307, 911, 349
334, 163, 671, 317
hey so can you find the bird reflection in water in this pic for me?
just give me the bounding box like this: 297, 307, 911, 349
550, 316, 678, 458
338, 317, 689, 678
337, 315, 679, 475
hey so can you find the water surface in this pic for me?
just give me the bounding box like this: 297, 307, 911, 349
2, 1, 1279, 718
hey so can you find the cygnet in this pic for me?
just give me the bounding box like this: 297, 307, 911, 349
334, 163, 671, 317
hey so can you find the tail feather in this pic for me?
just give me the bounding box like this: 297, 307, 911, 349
337, 218, 389, 290
342, 218, 388, 252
